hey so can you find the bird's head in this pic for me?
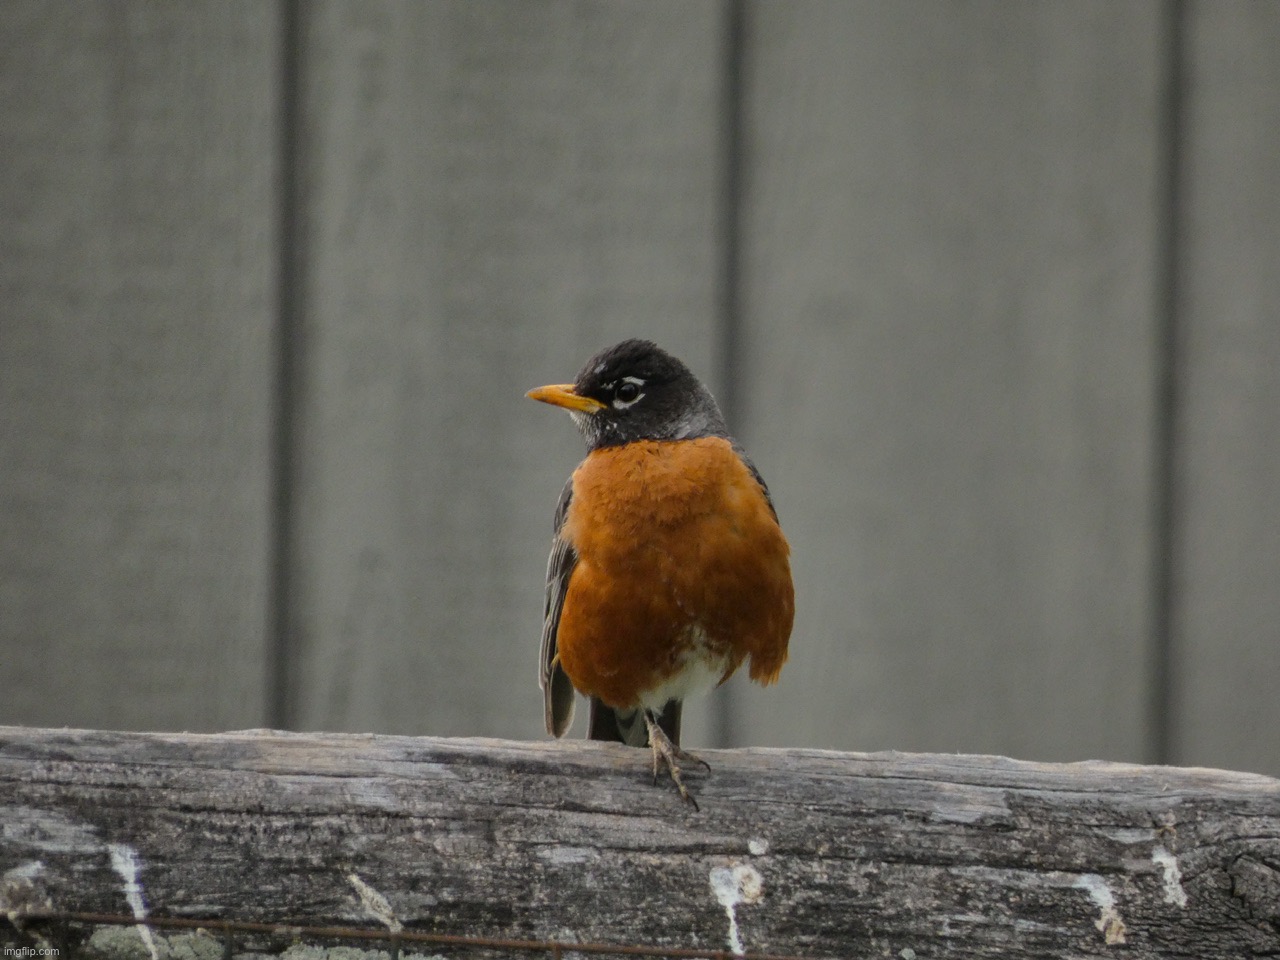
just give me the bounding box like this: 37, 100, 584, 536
527, 339, 729, 449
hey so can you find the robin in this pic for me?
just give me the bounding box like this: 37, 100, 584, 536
527, 339, 794, 808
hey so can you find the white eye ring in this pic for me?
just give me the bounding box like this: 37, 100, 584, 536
612, 376, 646, 409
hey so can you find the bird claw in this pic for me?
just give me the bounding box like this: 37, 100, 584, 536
644, 711, 710, 810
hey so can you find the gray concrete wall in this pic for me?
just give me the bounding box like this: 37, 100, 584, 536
1, 1, 1276, 776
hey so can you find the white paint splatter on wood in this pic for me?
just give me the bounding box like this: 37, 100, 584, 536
1072, 873, 1126, 945
107, 843, 158, 960
709, 863, 764, 956
1152, 846, 1188, 907
348, 872, 402, 933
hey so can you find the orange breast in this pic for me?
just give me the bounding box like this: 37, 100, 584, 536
557, 437, 794, 710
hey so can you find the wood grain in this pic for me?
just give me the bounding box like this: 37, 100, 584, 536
1, 727, 1278, 958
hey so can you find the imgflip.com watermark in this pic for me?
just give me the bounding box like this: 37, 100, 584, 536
4, 948, 59, 958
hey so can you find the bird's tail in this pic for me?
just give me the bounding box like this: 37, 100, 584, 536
587, 697, 682, 748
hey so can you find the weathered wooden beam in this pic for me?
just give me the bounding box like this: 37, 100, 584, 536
1, 727, 1278, 958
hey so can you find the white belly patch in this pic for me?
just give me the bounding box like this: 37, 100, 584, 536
636, 623, 728, 710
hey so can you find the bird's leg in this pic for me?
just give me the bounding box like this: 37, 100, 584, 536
643, 709, 710, 810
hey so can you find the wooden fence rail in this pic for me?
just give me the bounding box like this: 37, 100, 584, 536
1, 727, 1278, 958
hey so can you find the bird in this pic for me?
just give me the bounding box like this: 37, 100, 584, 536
527, 338, 794, 808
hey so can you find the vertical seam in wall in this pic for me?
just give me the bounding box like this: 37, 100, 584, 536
268, 0, 305, 731
712, 0, 747, 749
1150, 0, 1187, 767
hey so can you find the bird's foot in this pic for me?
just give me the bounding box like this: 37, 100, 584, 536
644, 710, 711, 810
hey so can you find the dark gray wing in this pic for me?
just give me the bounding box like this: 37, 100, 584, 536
539, 476, 578, 737
732, 440, 780, 521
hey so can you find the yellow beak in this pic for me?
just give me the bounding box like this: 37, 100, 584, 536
526, 383, 607, 414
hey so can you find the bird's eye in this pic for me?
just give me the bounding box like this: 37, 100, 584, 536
611, 377, 645, 409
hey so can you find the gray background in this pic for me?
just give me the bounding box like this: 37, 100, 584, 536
2, 1, 1276, 777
